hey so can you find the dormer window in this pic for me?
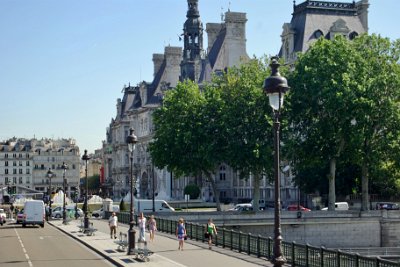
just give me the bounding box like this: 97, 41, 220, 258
314, 30, 323, 39
349, 31, 358, 40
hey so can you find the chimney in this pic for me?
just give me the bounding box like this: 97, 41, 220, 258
152, 53, 164, 78
163, 46, 182, 87
206, 23, 223, 53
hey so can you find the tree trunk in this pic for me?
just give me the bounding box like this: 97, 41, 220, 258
253, 173, 261, 211
207, 174, 221, 211
328, 158, 336, 211
361, 163, 369, 211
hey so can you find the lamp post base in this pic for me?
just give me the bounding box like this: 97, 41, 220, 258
84, 216, 90, 229
127, 228, 136, 255
272, 256, 286, 267
62, 212, 68, 225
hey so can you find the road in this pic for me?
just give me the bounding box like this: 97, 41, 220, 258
0, 221, 113, 267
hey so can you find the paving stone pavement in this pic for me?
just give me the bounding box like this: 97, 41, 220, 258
48, 217, 275, 267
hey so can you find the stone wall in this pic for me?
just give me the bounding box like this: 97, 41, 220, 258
156, 210, 400, 248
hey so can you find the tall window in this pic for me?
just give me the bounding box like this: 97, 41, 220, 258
219, 165, 226, 181
26, 169, 30, 174
26, 161, 30, 166
5, 161, 8, 167
5, 169, 8, 174
19, 177, 23, 184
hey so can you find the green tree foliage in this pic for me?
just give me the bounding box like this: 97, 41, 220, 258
184, 184, 201, 199
286, 34, 400, 210
149, 80, 224, 210
208, 57, 284, 210
150, 58, 288, 211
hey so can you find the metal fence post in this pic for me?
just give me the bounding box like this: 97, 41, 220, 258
306, 243, 309, 267
222, 228, 226, 248
320, 246, 325, 267
230, 229, 233, 250
257, 235, 261, 258
247, 233, 251, 255
292, 241, 296, 267
268, 237, 272, 259
238, 231, 242, 253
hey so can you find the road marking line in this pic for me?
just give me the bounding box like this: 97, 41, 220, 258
14, 228, 33, 267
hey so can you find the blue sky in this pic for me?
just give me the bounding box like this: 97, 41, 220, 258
0, 0, 398, 154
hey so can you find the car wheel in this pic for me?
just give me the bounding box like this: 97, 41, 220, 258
55, 214, 61, 219
41, 223, 44, 228
22, 223, 26, 227
93, 214, 99, 218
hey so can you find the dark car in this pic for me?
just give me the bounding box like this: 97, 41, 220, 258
376, 202, 399, 210
286, 204, 311, 211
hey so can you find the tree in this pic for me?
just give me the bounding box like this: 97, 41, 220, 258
286, 34, 400, 210
149, 80, 225, 210
209, 58, 281, 211
184, 184, 201, 199
344, 34, 400, 210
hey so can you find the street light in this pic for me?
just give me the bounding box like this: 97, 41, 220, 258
263, 56, 289, 267
82, 150, 91, 230
61, 162, 68, 225
126, 127, 138, 255
46, 168, 54, 218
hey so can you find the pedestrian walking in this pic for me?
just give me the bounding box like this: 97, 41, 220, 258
147, 215, 157, 242
108, 212, 118, 239
138, 212, 147, 242
206, 218, 217, 249
176, 217, 186, 251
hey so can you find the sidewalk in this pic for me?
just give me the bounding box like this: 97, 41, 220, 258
49, 218, 272, 267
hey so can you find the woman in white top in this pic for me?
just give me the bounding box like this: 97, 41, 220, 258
138, 212, 147, 242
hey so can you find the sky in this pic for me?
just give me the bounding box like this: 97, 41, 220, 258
0, 0, 398, 155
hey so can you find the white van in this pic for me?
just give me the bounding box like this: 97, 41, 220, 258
321, 202, 349, 211
135, 199, 175, 213
92, 205, 120, 218
23, 200, 45, 227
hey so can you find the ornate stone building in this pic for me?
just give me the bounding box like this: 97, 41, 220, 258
0, 138, 80, 199
102, 0, 370, 207
280, 0, 369, 65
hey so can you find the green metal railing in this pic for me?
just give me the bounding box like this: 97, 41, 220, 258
105, 211, 399, 267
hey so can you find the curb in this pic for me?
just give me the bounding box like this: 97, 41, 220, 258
48, 221, 124, 267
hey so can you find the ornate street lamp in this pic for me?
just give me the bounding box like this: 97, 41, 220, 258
126, 127, 138, 255
263, 56, 289, 267
46, 168, 54, 219
82, 150, 91, 230
61, 162, 68, 225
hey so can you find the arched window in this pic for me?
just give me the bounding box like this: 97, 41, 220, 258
349, 31, 358, 40
313, 30, 324, 39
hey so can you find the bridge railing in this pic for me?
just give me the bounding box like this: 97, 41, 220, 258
107, 211, 399, 267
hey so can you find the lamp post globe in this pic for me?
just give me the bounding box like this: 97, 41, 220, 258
61, 162, 68, 225
263, 56, 289, 267
46, 168, 54, 218
126, 127, 138, 255
82, 150, 91, 230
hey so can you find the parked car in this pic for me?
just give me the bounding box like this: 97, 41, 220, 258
321, 202, 349, 211
287, 204, 311, 211
228, 203, 253, 212
16, 209, 25, 224
0, 208, 6, 226
92, 207, 104, 218
52, 206, 83, 218
376, 202, 399, 210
